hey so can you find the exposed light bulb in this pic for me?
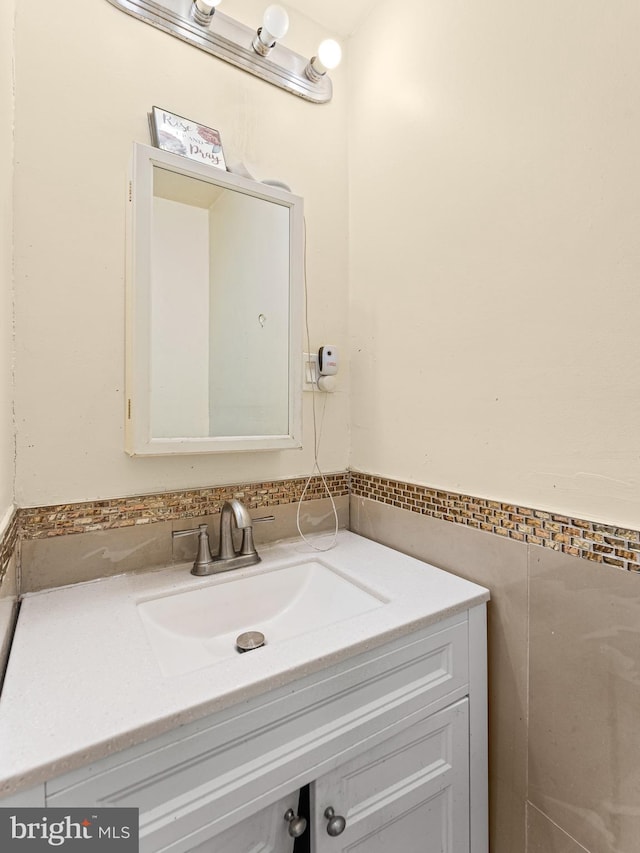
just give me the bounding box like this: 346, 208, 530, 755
304, 38, 342, 82
262, 4, 289, 41
192, 0, 221, 25
317, 39, 342, 71
253, 4, 289, 54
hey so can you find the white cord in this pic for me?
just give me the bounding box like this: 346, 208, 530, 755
296, 217, 339, 552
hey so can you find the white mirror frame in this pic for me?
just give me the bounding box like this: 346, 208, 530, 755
125, 143, 303, 456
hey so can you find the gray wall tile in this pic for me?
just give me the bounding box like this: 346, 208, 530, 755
529, 547, 640, 853
527, 804, 590, 852
0, 550, 17, 599
21, 521, 175, 592
0, 552, 18, 689
21, 497, 349, 593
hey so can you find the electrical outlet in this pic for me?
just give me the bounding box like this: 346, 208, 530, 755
302, 353, 319, 390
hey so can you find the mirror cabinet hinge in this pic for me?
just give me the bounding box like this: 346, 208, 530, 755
128, 181, 133, 202
127, 399, 132, 420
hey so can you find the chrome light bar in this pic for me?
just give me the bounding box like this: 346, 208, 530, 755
105, 0, 334, 104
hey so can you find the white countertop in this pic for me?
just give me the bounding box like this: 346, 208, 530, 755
0, 531, 489, 796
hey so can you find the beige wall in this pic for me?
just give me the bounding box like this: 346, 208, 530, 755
0, 0, 15, 528
348, 0, 640, 529
13, 0, 640, 522
13, 0, 350, 507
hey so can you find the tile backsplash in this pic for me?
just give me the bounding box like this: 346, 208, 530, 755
0, 511, 19, 589
351, 471, 640, 572
19, 473, 350, 539
11, 474, 350, 593
1, 469, 639, 595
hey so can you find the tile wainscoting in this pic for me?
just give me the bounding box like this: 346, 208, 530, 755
0, 468, 638, 594
19, 473, 351, 540
350, 485, 640, 853
0, 510, 18, 590
351, 471, 640, 572
14, 474, 350, 593
0, 512, 19, 685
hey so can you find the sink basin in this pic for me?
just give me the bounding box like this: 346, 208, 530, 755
137, 560, 387, 677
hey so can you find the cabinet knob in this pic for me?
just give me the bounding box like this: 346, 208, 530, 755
324, 806, 347, 836
283, 808, 307, 838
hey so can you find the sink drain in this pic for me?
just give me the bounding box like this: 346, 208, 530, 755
236, 631, 266, 653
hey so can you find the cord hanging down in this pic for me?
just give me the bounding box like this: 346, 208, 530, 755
296, 218, 338, 552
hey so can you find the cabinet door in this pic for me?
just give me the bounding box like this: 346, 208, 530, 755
184, 792, 299, 853
311, 699, 469, 853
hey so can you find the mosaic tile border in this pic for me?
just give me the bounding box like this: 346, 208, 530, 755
0, 509, 19, 587
350, 471, 640, 573
2, 469, 637, 574
18, 473, 350, 541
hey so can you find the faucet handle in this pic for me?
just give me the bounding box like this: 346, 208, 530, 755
172, 523, 215, 576
239, 515, 274, 558
172, 523, 208, 539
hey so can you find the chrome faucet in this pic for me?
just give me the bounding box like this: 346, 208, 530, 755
218, 499, 253, 561
173, 499, 274, 576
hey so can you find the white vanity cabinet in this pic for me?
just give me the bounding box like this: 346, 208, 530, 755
9, 606, 486, 853
185, 795, 299, 853
311, 699, 470, 853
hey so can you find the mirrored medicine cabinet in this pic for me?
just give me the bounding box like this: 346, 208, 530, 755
125, 143, 303, 455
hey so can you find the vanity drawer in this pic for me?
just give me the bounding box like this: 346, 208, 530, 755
46, 615, 469, 853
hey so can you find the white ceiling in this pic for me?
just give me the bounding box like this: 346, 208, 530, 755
285, 0, 380, 37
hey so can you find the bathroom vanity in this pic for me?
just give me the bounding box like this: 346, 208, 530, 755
0, 532, 489, 853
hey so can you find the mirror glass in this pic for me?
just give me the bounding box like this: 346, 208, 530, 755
151, 167, 290, 438
126, 144, 303, 455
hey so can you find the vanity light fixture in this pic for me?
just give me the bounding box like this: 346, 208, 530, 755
305, 38, 342, 83
105, 0, 336, 103
252, 5, 290, 57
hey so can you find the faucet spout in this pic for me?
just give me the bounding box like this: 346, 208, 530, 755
218, 499, 255, 561
227, 499, 252, 529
